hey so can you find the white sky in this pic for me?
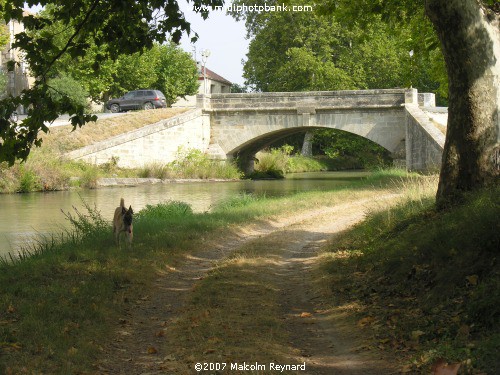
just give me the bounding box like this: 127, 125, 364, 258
178, 2, 248, 85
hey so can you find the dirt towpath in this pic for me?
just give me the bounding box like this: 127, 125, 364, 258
96, 194, 400, 374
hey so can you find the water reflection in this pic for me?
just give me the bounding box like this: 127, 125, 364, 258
0, 171, 368, 256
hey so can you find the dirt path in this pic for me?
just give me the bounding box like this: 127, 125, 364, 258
96, 195, 400, 374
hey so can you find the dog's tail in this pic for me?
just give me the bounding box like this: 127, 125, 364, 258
120, 198, 125, 208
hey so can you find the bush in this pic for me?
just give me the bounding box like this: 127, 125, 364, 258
253, 145, 292, 178
18, 165, 41, 193
48, 74, 91, 113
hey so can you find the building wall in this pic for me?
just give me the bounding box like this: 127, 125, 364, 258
0, 19, 34, 112
172, 77, 231, 108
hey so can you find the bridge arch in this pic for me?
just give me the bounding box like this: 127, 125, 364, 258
204, 90, 411, 172
227, 124, 395, 158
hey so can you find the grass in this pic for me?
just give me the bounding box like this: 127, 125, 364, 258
251, 146, 390, 179
3, 170, 495, 373
0, 170, 412, 373
160, 238, 293, 373
319, 179, 500, 373
42, 108, 188, 154
138, 148, 243, 180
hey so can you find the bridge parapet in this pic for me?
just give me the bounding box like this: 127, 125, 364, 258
199, 89, 418, 112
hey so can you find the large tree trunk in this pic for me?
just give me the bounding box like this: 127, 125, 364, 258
425, 0, 499, 208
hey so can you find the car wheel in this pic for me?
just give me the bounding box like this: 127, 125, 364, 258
143, 102, 154, 110
110, 104, 120, 113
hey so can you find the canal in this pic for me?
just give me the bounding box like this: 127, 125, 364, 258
0, 171, 369, 256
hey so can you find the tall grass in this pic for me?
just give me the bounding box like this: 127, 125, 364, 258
138, 148, 242, 180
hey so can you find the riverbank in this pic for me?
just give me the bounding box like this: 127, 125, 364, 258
0, 110, 382, 194
0, 170, 404, 373
1, 171, 496, 374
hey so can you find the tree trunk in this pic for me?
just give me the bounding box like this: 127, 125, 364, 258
425, 0, 499, 208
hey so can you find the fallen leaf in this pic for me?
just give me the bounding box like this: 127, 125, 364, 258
6, 304, 15, 314
466, 275, 478, 286
357, 316, 375, 327
147, 346, 158, 354
300, 312, 312, 318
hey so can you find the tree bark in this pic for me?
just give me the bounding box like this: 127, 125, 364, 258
425, 0, 499, 208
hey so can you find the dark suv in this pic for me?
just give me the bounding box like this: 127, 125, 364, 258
106, 89, 167, 112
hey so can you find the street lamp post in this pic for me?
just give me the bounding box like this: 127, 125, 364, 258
409, 49, 414, 88
201, 49, 211, 94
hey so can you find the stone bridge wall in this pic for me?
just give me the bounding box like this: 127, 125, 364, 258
203, 89, 417, 160
66, 109, 210, 168
405, 104, 445, 171
65, 89, 444, 172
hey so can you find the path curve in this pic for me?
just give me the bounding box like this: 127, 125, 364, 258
96, 194, 400, 374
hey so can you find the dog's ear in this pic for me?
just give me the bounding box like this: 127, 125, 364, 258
129, 205, 133, 214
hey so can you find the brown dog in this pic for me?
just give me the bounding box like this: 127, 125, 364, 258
113, 198, 133, 247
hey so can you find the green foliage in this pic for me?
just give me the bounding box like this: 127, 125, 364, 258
135, 201, 194, 221
0, 22, 8, 93
48, 73, 91, 112
0, 23, 8, 49
230, 83, 248, 93
322, 184, 500, 373
26, 7, 199, 105
286, 155, 327, 173
253, 146, 292, 178
312, 129, 392, 169
18, 165, 41, 193
138, 148, 243, 180
0, 0, 223, 164
152, 43, 199, 106
233, 0, 447, 98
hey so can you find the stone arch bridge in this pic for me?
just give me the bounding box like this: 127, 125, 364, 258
67, 89, 445, 172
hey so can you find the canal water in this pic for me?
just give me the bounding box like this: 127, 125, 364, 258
0, 171, 368, 257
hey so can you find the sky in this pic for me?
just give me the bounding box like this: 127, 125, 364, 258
177, 3, 249, 85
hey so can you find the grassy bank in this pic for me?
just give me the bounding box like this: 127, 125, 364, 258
0, 170, 410, 373
319, 181, 499, 373
251, 146, 387, 179
0, 109, 242, 193
0, 142, 241, 194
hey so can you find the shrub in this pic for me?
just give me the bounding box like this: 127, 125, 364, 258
48, 74, 91, 113
18, 165, 41, 193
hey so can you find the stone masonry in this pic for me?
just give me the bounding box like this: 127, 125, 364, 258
66, 89, 445, 172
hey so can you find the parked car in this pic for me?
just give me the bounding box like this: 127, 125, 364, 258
106, 90, 167, 113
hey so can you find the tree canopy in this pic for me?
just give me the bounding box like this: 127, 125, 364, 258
232, 0, 446, 96
0, 0, 221, 164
